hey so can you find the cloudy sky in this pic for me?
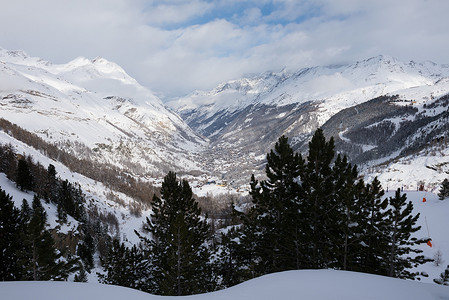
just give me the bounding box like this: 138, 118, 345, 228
1, 0, 448, 99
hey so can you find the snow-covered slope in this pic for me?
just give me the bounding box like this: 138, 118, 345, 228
168, 55, 449, 185
169, 55, 449, 137
0, 48, 206, 175
0, 128, 151, 248
167, 71, 288, 138
2, 269, 448, 300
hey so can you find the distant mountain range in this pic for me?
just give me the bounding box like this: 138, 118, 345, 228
167, 55, 449, 187
1, 48, 448, 189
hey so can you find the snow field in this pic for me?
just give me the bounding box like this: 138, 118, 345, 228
1, 270, 448, 300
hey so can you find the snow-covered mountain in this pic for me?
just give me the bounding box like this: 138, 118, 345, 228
1, 47, 448, 191
168, 55, 449, 187
168, 55, 449, 138
0, 48, 206, 176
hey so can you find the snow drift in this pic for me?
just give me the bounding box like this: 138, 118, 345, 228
2, 270, 448, 300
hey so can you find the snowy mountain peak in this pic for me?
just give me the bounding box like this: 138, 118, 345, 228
0, 47, 207, 175
60, 56, 137, 86
365, 54, 398, 64
167, 70, 287, 114
172, 55, 449, 118
1, 48, 28, 59
0, 47, 49, 66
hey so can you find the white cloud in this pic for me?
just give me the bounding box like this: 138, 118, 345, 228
142, 0, 214, 27
0, 0, 449, 99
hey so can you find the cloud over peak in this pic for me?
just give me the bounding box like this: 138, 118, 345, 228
1, 0, 448, 99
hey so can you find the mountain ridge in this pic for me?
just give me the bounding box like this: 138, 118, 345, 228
0, 47, 207, 177
167, 54, 449, 186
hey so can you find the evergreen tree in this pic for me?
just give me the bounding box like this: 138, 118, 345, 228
385, 189, 431, 279
216, 226, 249, 288
44, 164, 59, 204
242, 136, 304, 275
231, 196, 261, 281
55, 180, 85, 222
24, 195, 77, 280
20, 198, 32, 221
138, 171, 213, 296
0, 143, 17, 180
47, 163, 57, 178
233, 129, 429, 280
98, 239, 148, 290
15, 199, 34, 279
16, 158, 34, 191
330, 154, 367, 270
57, 202, 68, 223
438, 178, 449, 200
358, 177, 390, 275
1, 191, 77, 281
434, 265, 449, 285
74, 267, 88, 282
0, 188, 23, 280
298, 128, 336, 268
77, 230, 95, 272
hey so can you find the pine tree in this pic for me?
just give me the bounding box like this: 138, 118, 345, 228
238, 130, 380, 273
16, 158, 34, 191
24, 195, 77, 280
74, 267, 88, 282
16, 199, 34, 280
0, 143, 17, 180
438, 178, 449, 200
44, 164, 59, 204
0, 188, 23, 280
232, 194, 261, 281
77, 230, 95, 272
434, 265, 449, 285
98, 239, 148, 290
20, 198, 32, 221
54, 179, 85, 222
1, 190, 77, 281
216, 226, 249, 288
330, 154, 368, 270
242, 136, 304, 275
385, 189, 431, 279
358, 177, 390, 275
298, 128, 336, 268
138, 172, 213, 296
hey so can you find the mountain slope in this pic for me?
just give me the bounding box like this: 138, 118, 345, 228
0, 48, 206, 176
169, 55, 449, 186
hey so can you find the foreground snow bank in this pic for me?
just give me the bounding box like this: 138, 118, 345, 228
2, 270, 448, 300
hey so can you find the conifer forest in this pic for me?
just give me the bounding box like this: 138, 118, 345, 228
2, 128, 444, 295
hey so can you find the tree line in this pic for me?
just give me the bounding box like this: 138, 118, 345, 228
98, 129, 432, 295
0, 118, 157, 205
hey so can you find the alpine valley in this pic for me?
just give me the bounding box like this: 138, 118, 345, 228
1, 47, 449, 284
2, 47, 449, 190
168, 54, 449, 188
